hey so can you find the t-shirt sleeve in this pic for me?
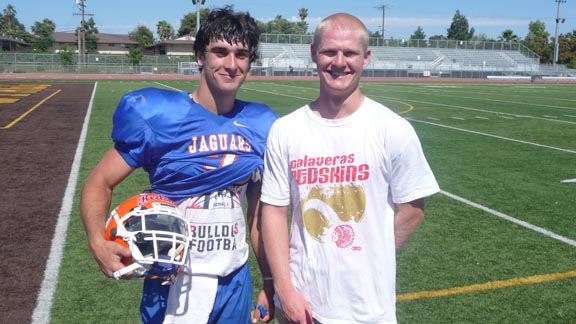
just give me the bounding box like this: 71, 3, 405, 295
389, 123, 440, 204
111, 93, 153, 169
260, 121, 292, 206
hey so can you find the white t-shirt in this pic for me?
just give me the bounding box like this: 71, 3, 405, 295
261, 97, 440, 324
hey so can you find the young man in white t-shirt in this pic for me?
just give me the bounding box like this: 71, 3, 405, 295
260, 13, 440, 324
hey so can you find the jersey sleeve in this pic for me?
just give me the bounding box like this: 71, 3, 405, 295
111, 91, 153, 169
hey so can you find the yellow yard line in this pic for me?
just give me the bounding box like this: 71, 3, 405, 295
1, 89, 61, 129
0, 98, 19, 104
397, 270, 576, 301
385, 99, 413, 114
4, 93, 31, 97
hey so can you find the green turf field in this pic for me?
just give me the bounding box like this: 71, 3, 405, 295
50, 80, 576, 323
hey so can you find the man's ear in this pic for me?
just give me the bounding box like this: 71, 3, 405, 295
363, 48, 371, 68
310, 43, 318, 64
196, 52, 204, 68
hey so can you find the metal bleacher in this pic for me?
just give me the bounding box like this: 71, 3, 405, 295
257, 34, 541, 77
259, 43, 311, 68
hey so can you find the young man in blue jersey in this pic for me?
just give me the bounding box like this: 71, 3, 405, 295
80, 7, 276, 324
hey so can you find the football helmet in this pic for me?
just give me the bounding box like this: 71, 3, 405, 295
105, 193, 190, 283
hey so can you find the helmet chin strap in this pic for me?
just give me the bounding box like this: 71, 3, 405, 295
113, 262, 178, 285
113, 243, 188, 284
167, 243, 185, 261
113, 262, 144, 280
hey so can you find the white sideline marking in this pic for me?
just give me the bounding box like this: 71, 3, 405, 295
155, 81, 182, 91
561, 179, 576, 183
475, 116, 489, 120
375, 95, 576, 125
153, 82, 315, 102
242, 86, 313, 101
422, 85, 462, 88
451, 117, 465, 120
31, 82, 97, 324
408, 118, 576, 155
441, 190, 576, 248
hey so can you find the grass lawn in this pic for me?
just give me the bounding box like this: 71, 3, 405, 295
49, 79, 576, 323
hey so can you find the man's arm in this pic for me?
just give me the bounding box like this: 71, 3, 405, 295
261, 203, 312, 323
246, 181, 275, 322
80, 148, 135, 277
394, 198, 425, 250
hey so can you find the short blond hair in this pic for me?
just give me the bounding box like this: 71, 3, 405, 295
313, 13, 369, 51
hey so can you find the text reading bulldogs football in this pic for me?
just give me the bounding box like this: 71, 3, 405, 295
189, 223, 239, 252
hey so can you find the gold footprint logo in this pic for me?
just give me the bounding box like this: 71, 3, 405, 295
301, 184, 366, 244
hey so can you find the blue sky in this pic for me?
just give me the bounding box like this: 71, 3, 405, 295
7, 0, 576, 40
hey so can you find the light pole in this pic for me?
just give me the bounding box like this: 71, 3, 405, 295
376, 4, 388, 46
553, 0, 566, 66
192, 0, 206, 34
74, 0, 92, 66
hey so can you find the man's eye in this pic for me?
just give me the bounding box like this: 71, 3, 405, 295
209, 48, 228, 56
235, 52, 250, 59
320, 51, 337, 57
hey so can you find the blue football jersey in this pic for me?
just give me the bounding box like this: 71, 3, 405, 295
112, 87, 278, 204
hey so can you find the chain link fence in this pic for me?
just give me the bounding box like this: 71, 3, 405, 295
0, 52, 192, 74
1, 35, 572, 77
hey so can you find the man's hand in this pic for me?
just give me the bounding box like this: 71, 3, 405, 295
278, 288, 313, 324
251, 283, 275, 323
89, 238, 132, 278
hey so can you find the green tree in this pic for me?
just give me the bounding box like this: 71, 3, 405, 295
31, 18, 55, 52
409, 26, 426, 47
368, 30, 381, 38
429, 35, 447, 40
471, 33, 492, 42
447, 9, 474, 41
557, 30, 576, 68
367, 30, 380, 45
1, 5, 20, 33
58, 45, 75, 67
0, 4, 31, 48
84, 18, 99, 52
523, 20, 552, 63
129, 25, 155, 47
411, 26, 426, 40
127, 46, 143, 70
259, 15, 300, 34
178, 9, 210, 37
498, 29, 519, 42
297, 8, 308, 34
75, 17, 99, 53
157, 20, 175, 40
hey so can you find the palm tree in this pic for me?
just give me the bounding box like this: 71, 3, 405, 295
2, 5, 22, 50
3, 4, 16, 29
498, 29, 519, 42
156, 20, 174, 41
298, 8, 308, 34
